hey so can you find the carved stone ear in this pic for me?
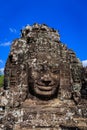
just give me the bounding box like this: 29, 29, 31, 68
9, 54, 13, 63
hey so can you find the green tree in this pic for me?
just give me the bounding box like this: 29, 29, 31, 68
0, 71, 4, 87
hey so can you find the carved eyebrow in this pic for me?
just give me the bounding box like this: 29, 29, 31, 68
49, 64, 59, 67
49, 65, 59, 69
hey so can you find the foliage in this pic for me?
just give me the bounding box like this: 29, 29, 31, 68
0, 75, 4, 87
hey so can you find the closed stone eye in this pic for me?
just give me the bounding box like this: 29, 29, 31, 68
52, 70, 59, 74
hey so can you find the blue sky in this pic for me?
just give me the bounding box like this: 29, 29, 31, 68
0, 0, 87, 73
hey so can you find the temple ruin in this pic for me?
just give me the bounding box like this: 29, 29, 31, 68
0, 23, 87, 130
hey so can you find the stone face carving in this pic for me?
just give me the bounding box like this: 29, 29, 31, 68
0, 24, 87, 130
4, 24, 83, 103
28, 56, 60, 100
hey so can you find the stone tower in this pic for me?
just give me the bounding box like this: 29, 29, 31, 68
0, 24, 87, 130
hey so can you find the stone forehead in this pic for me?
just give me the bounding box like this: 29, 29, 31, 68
28, 42, 61, 65
28, 51, 60, 68
28, 42, 61, 56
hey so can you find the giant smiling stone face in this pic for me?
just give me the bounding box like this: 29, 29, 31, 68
28, 54, 60, 100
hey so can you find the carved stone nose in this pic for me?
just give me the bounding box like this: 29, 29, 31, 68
41, 80, 51, 86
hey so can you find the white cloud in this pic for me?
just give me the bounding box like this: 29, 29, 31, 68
0, 68, 4, 75
9, 28, 17, 33
0, 59, 3, 63
82, 60, 87, 67
0, 41, 11, 47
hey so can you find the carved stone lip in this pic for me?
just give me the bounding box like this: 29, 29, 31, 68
36, 85, 53, 91
36, 82, 55, 86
